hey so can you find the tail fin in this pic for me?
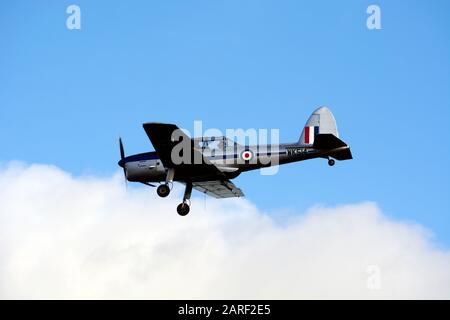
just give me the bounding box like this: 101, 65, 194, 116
298, 106, 339, 145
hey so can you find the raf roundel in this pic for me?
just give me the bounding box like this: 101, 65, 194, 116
241, 150, 253, 161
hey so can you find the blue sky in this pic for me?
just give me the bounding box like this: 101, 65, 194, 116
1, 1, 449, 244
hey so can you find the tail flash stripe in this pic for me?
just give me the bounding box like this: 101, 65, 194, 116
304, 126, 319, 144
304, 126, 310, 144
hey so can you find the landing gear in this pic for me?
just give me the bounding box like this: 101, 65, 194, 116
157, 168, 175, 198
177, 202, 190, 216
177, 182, 192, 216
328, 158, 335, 167
156, 168, 194, 215
157, 184, 170, 197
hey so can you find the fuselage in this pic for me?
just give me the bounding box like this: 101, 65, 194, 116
117, 142, 341, 183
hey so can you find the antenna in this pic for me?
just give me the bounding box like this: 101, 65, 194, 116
204, 191, 207, 210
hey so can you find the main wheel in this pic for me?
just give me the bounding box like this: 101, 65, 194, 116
328, 159, 335, 167
157, 184, 170, 197
177, 203, 190, 216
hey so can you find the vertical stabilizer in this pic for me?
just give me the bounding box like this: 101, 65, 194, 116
298, 106, 339, 145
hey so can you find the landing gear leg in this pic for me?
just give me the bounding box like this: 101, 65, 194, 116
328, 157, 335, 167
157, 168, 175, 198
177, 182, 192, 216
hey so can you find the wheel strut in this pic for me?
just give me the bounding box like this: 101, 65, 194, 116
177, 182, 192, 216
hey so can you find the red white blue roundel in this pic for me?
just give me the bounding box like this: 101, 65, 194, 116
241, 150, 253, 161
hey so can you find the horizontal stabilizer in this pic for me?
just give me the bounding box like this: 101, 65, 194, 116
313, 133, 353, 160
313, 134, 347, 149
331, 148, 353, 160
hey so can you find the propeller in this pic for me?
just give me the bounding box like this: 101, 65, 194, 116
119, 137, 127, 189
119, 137, 156, 189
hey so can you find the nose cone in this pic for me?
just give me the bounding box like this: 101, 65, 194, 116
118, 158, 125, 168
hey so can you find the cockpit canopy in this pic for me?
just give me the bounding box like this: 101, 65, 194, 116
193, 136, 241, 153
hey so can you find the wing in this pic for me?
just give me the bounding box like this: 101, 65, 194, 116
142, 123, 225, 180
192, 180, 244, 198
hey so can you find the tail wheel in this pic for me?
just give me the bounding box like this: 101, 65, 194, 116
177, 203, 190, 216
157, 184, 170, 197
328, 159, 335, 167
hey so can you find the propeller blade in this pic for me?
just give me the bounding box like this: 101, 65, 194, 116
123, 168, 128, 190
119, 137, 128, 190
119, 137, 125, 160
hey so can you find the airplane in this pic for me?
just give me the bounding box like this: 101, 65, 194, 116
118, 106, 352, 216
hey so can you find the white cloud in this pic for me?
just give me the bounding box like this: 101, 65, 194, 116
0, 162, 449, 299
